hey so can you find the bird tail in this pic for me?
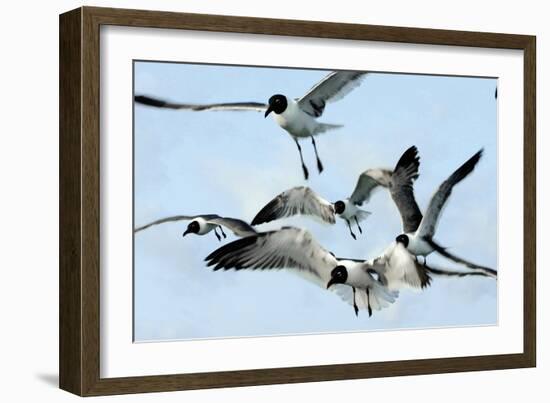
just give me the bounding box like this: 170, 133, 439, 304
364, 282, 399, 317
354, 209, 372, 223
313, 123, 344, 135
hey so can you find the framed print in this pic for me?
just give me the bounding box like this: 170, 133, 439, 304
59, 6, 536, 396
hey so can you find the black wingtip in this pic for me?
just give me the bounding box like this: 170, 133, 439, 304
394, 145, 420, 173
451, 148, 484, 184
135, 95, 167, 108
204, 234, 261, 270
250, 215, 265, 226
251, 197, 281, 226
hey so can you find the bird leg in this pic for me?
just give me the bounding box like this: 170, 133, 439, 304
354, 216, 363, 234
213, 228, 222, 242
310, 136, 324, 174
352, 287, 359, 317
294, 138, 309, 180
218, 225, 227, 238
345, 219, 357, 240
366, 288, 373, 317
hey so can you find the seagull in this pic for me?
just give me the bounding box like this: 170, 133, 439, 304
134, 214, 256, 242
135, 70, 367, 180
205, 226, 398, 317
338, 240, 497, 293
251, 145, 420, 239
391, 148, 496, 275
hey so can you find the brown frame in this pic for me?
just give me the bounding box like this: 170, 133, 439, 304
59, 6, 536, 397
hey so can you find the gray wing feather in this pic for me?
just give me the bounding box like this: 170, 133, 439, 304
205, 227, 337, 280
207, 217, 257, 237
297, 71, 367, 117
135, 95, 267, 112
389, 146, 423, 233
416, 149, 483, 238
251, 187, 335, 225
349, 168, 392, 205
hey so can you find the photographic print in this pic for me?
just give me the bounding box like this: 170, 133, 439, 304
133, 61, 498, 342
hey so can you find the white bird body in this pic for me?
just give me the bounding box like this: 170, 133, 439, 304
337, 199, 370, 222
194, 217, 217, 235
404, 234, 434, 257
341, 259, 380, 289
272, 99, 320, 138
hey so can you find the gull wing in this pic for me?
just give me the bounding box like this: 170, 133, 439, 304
251, 186, 335, 225
205, 227, 337, 280
349, 168, 392, 206
297, 71, 367, 117
135, 95, 267, 112
207, 217, 257, 237
416, 149, 483, 239
134, 214, 203, 233
389, 146, 423, 233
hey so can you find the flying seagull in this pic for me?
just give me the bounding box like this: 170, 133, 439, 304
390, 148, 496, 275
205, 227, 398, 317
135, 70, 367, 180
134, 214, 256, 242
251, 145, 420, 239
333, 240, 497, 294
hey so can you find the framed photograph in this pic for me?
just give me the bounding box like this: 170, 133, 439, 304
59, 6, 536, 396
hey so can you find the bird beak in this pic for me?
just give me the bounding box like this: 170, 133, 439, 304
182, 229, 190, 237
264, 106, 273, 118
326, 279, 335, 289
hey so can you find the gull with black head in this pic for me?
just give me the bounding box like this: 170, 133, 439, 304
135, 70, 367, 179
389, 148, 496, 276
251, 145, 421, 239
134, 214, 256, 242
329, 239, 496, 297
205, 226, 398, 316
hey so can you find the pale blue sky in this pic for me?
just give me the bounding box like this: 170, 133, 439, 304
133, 61, 497, 342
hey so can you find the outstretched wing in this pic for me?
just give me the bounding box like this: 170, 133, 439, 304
207, 217, 257, 237
297, 71, 367, 117
424, 265, 497, 279
135, 95, 267, 112
349, 168, 392, 206
205, 227, 337, 280
134, 215, 200, 233
251, 187, 335, 226
389, 146, 423, 233
416, 149, 483, 239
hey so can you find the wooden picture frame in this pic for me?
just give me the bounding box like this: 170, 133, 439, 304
59, 6, 536, 396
